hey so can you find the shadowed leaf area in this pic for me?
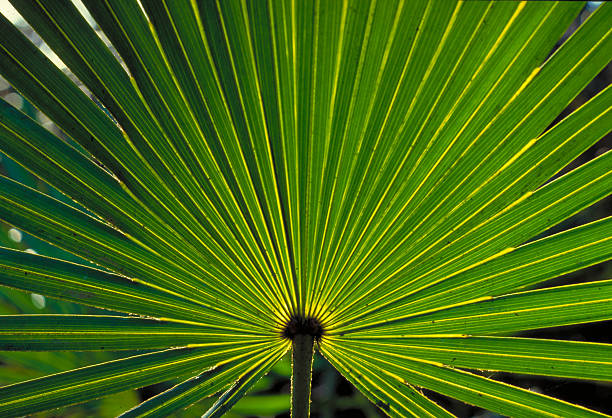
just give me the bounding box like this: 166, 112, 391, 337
0, 0, 611, 417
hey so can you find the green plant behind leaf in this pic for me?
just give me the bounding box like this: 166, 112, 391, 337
0, 0, 611, 416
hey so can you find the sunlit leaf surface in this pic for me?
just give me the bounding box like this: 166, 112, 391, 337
0, 0, 611, 416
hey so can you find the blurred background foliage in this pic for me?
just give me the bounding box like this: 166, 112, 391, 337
0, 1, 609, 417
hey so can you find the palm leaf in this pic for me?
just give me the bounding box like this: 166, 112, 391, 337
0, 0, 610, 416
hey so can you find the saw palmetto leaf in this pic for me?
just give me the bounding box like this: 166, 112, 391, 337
119, 343, 289, 418
0, 0, 610, 416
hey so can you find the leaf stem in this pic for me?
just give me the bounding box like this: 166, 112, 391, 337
291, 334, 315, 418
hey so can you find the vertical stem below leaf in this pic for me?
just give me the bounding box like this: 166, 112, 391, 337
291, 334, 315, 418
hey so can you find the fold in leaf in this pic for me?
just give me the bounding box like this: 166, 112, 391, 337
329, 336, 612, 382
0, 342, 277, 416
0, 0, 610, 416
203, 343, 289, 418
0, 247, 264, 332
0, 315, 267, 351
324, 342, 608, 417
321, 345, 453, 417
312, 1, 605, 320
336, 215, 612, 331
327, 149, 612, 328
119, 342, 289, 418
0, 175, 277, 327
347, 279, 612, 336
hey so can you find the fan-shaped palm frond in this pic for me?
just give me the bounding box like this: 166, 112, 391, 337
0, 0, 611, 416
